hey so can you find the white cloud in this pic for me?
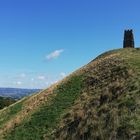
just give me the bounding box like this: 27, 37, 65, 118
50, 80, 58, 85
37, 75, 46, 80
19, 73, 26, 78
46, 49, 64, 60
14, 81, 22, 85
31, 78, 34, 81
45, 81, 49, 85
60, 72, 66, 78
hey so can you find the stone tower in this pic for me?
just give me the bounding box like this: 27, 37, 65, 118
123, 29, 135, 48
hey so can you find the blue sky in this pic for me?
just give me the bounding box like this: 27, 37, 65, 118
0, 0, 140, 88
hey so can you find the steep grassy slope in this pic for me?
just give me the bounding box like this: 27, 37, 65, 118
0, 73, 85, 140
0, 48, 140, 140
50, 48, 140, 140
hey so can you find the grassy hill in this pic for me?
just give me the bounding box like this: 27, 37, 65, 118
0, 48, 140, 140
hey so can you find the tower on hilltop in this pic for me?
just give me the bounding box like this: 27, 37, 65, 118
123, 29, 135, 48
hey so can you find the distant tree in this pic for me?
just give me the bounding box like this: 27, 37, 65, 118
0, 97, 16, 109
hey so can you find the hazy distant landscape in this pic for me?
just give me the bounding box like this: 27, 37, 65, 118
0, 88, 41, 99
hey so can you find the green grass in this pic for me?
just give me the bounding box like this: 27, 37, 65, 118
50, 48, 140, 140
1, 48, 140, 140
0, 99, 25, 128
4, 75, 84, 140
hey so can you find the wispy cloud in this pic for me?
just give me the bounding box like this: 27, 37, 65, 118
13, 81, 22, 86
37, 75, 46, 80
4, 70, 67, 89
17, 81, 22, 85
46, 49, 64, 60
19, 73, 26, 78
60, 72, 66, 78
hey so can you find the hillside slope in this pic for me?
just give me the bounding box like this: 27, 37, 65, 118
0, 48, 140, 140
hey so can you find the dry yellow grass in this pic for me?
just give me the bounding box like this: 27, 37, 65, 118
1, 48, 139, 140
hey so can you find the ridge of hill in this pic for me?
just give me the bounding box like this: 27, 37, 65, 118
0, 48, 140, 140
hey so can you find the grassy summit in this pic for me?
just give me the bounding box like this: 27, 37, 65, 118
0, 48, 140, 140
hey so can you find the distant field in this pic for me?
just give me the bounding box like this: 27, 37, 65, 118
0, 88, 41, 99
